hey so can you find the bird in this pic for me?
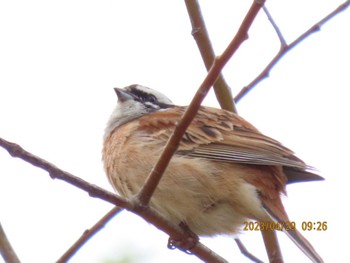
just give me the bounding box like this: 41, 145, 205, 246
102, 84, 324, 262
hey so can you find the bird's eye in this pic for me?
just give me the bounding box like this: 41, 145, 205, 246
148, 95, 158, 103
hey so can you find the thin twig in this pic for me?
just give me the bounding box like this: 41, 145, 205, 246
137, 0, 265, 207
57, 206, 123, 263
234, 238, 264, 263
234, 0, 350, 102
184, 0, 236, 113
262, 5, 287, 47
0, 222, 20, 263
0, 137, 228, 263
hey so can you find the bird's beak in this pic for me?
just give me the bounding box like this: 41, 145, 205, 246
114, 88, 133, 102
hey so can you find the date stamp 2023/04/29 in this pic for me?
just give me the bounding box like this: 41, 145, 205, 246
243, 221, 328, 231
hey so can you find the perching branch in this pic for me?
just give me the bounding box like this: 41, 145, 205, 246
0, 137, 228, 263
0, 138, 131, 209
234, 0, 350, 102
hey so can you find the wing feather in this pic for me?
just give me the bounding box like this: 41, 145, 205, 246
138, 106, 323, 183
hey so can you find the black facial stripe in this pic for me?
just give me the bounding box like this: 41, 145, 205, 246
127, 85, 172, 110
128, 85, 152, 101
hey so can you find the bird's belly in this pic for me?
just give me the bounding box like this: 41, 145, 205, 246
108, 151, 267, 236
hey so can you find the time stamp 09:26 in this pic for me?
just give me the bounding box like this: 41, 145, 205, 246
243, 221, 328, 231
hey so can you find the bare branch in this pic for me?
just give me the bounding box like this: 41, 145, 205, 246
0, 222, 20, 263
57, 206, 123, 263
261, 230, 283, 263
0, 137, 228, 262
263, 5, 286, 47
137, 0, 265, 207
0, 137, 131, 209
234, 0, 350, 103
234, 238, 264, 263
184, 0, 236, 113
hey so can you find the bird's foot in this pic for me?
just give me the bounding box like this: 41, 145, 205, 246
167, 222, 199, 254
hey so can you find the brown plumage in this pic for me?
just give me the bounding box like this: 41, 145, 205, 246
102, 85, 324, 262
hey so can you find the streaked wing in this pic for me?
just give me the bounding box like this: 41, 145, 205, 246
139, 106, 323, 183
182, 143, 308, 168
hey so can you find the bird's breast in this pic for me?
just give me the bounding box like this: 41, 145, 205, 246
102, 126, 269, 236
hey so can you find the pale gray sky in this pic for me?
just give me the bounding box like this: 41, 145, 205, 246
1, 1, 349, 262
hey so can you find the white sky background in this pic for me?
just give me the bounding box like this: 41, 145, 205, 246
0, 0, 349, 262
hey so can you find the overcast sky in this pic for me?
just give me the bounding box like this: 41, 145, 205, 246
1, 1, 350, 262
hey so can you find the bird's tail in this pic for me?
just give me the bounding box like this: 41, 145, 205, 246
263, 204, 323, 263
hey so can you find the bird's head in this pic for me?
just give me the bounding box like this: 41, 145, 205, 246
105, 84, 174, 137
